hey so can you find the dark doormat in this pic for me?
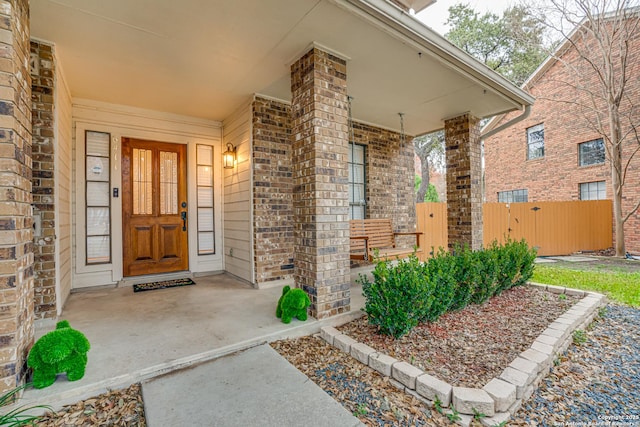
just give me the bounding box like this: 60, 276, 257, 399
133, 278, 196, 293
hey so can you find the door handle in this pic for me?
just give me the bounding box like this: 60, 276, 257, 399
181, 211, 187, 231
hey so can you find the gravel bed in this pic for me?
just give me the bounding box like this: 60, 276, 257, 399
36, 383, 146, 426
272, 336, 455, 426
273, 303, 640, 426
512, 303, 640, 425
338, 286, 578, 388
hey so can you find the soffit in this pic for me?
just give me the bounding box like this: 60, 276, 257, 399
31, 0, 526, 135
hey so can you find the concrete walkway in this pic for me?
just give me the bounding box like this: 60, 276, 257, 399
20, 270, 369, 415
143, 344, 363, 427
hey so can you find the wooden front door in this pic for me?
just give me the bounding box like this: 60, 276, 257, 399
122, 138, 188, 276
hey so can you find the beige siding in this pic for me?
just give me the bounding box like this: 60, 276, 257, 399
223, 102, 253, 283
55, 61, 73, 313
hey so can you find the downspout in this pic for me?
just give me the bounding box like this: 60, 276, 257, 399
481, 104, 532, 140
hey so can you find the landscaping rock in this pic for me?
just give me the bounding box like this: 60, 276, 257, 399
509, 356, 540, 377
520, 348, 551, 366
416, 373, 453, 407
319, 326, 341, 346
483, 378, 516, 412
531, 340, 554, 356
368, 352, 397, 377
452, 387, 495, 416
536, 334, 559, 349
499, 367, 529, 399
481, 411, 511, 427
350, 342, 376, 365
546, 285, 566, 294
392, 361, 423, 389
333, 334, 357, 353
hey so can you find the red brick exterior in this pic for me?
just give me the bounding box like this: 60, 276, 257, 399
484, 25, 640, 254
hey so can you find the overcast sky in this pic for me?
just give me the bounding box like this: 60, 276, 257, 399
416, 0, 516, 35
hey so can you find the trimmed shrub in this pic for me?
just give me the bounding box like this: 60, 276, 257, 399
449, 245, 478, 310
422, 248, 458, 322
359, 239, 537, 339
470, 243, 500, 304
359, 254, 434, 338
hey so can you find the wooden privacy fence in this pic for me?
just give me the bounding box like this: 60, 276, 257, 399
416, 200, 613, 258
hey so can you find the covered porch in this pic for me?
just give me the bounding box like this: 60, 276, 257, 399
0, 0, 533, 392
22, 271, 366, 409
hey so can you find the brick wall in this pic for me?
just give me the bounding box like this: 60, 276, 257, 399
252, 97, 294, 284
352, 122, 417, 244
445, 113, 482, 250
0, 0, 33, 393
251, 97, 418, 286
30, 40, 56, 319
484, 24, 640, 253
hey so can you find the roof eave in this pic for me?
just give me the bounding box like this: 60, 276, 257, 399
332, 0, 535, 111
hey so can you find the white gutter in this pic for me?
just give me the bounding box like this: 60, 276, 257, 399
481, 105, 532, 140
331, 0, 535, 109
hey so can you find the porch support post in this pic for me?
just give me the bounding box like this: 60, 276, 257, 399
444, 113, 483, 251
290, 47, 350, 319
0, 0, 34, 394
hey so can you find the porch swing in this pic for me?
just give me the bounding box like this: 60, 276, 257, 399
347, 99, 423, 261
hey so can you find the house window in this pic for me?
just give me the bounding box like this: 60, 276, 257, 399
526, 123, 544, 160
85, 131, 111, 264
348, 143, 366, 220
196, 144, 215, 255
579, 138, 605, 166
580, 181, 606, 200
498, 189, 528, 203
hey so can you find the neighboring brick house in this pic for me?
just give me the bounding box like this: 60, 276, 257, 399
484, 16, 640, 254
0, 0, 534, 392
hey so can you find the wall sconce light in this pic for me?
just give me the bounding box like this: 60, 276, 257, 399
223, 143, 236, 169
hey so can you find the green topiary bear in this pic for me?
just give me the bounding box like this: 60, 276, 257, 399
27, 320, 90, 389
276, 286, 311, 324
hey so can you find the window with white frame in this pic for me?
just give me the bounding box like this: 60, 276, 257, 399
348, 143, 366, 220
498, 189, 528, 203
526, 123, 544, 160
85, 131, 111, 264
196, 145, 215, 255
580, 181, 606, 200
578, 138, 605, 166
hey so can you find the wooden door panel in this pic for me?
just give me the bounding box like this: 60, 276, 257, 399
122, 138, 188, 276
159, 224, 181, 259
131, 225, 153, 261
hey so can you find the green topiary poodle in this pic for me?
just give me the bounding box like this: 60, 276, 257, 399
276, 286, 311, 324
27, 320, 90, 389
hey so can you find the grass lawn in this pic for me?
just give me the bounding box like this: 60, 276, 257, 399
532, 265, 640, 307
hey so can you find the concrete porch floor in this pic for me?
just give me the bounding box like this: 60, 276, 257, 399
23, 270, 369, 409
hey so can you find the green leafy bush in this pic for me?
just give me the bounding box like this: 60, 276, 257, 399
423, 249, 458, 320
449, 245, 479, 310
470, 243, 500, 304
359, 239, 537, 338
359, 254, 434, 338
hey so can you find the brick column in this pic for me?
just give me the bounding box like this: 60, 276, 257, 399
445, 113, 482, 250
30, 40, 56, 319
0, 0, 34, 393
290, 47, 350, 319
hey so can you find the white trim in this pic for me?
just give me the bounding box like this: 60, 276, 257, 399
72, 101, 223, 289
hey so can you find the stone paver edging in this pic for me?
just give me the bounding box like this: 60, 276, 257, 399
320, 284, 606, 426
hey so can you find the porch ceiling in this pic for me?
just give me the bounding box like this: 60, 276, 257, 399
31, 0, 533, 135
